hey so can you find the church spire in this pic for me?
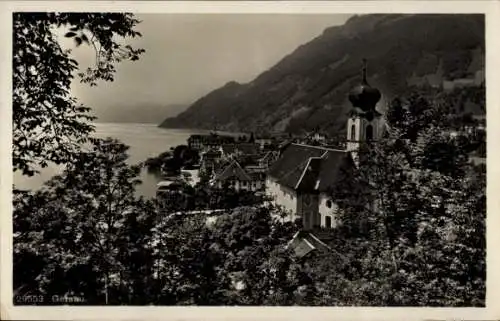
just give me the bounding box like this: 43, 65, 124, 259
348, 59, 381, 114
346, 59, 383, 156
362, 58, 368, 84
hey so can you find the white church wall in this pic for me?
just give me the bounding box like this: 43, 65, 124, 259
265, 177, 298, 222
318, 193, 338, 228
346, 117, 362, 151
347, 113, 383, 153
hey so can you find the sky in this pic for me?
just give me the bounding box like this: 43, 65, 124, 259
64, 14, 352, 114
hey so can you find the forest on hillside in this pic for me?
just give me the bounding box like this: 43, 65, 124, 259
160, 14, 485, 137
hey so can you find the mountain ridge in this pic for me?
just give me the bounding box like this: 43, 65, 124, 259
159, 14, 485, 135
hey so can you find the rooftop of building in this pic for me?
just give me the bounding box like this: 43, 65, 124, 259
267, 143, 354, 193
214, 160, 252, 182
221, 143, 261, 155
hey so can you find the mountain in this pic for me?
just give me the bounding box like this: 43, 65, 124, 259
159, 14, 485, 135
95, 103, 187, 123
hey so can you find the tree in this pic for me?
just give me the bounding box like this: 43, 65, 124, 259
150, 214, 233, 305
208, 206, 303, 305
326, 95, 486, 306
13, 13, 145, 176
13, 138, 157, 304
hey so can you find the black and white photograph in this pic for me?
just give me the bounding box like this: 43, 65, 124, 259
1, 1, 498, 320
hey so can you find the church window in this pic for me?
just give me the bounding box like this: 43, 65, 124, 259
326, 200, 332, 208
350, 124, 356, 141
303, 194, 311, 205
303, 211, 311, 228
325, 216, 332, 228
366, 124, 374, 141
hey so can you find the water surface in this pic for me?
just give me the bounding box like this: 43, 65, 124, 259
13, 123, 216, 198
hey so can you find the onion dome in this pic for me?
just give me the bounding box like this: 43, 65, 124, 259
348, 59, 381, 112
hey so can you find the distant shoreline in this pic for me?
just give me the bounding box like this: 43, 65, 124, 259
156, 124, 246, 137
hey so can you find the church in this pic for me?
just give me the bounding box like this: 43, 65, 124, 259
265, 60, 384, 231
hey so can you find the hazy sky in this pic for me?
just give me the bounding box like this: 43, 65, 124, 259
65, 14, 352, 112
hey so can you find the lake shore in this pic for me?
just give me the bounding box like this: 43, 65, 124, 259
14, 123, 208, 199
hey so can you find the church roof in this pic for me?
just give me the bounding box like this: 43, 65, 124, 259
348, 106, 382, 119
267, 143, 353, 193
348, 59, 381, 113
295, 157, 323, 191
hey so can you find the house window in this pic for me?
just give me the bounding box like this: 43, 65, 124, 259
325, 216, 332, 228
366, 124, 373, 141
351, 124, 356, 141
326, 200, 332, 208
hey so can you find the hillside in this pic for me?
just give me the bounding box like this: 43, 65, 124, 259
95, 103, 187, 123
159, 14, 485, 135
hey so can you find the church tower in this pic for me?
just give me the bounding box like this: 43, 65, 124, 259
346, 59, 382, 156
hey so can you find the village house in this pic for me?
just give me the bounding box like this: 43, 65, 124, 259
237, 154, 266, 174
297, 130, 329, 146
216, 143, 280, 177
187, 135, 204, 151
266, 60, 384, 232
312, 132, 328, 143
219, 143, 261, 160
287, 230, 336, 260
204, 135, 236, 151
212, 160, 265, 192
199, 148, 223, 176
156, 180, 187, 213
187, 134, 235, 152
236, 150, 280, 174
255, 135, 274, 150
256, 151, 279, 171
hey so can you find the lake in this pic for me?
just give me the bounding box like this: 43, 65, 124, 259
13, 123, 223, 198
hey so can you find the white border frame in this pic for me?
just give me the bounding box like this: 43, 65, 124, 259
1, 1, 499, 320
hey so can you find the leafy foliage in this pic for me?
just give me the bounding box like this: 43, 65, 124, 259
327, 95, 486, 306
14, 104, 485, 305
13, 137, 300, 305
13, 13, 145, 176
157, 182, 266, 213
13, 13, 485, 307
14, 138, 157, 304
145, 145, 200, 174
